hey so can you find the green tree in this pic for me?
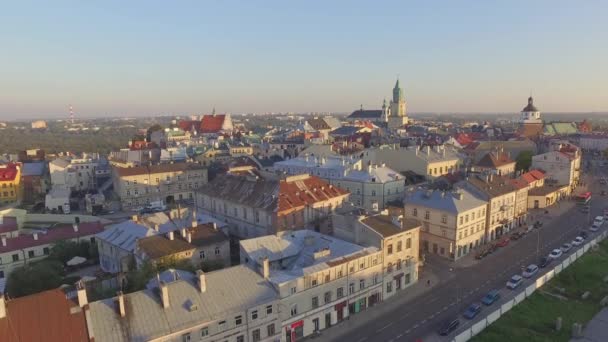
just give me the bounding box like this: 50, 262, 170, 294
7, 260, 65, 297
125, 261, 156, 293
516, 150, 534, 172
50, 240, 98, 264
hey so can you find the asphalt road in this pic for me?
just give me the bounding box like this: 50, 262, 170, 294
324, 174, 606, 342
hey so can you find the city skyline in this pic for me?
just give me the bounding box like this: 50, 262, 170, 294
1, 1, 608, 119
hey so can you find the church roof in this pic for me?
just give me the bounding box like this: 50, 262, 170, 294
522, 96, 539, 112
348, 109, 383, 119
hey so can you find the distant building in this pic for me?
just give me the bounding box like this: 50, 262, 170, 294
0, 163, 22, 205
112, 162, 207, 209
473, 149, 516, 176
30, 120, 47, 130
347, 79, 408, 129
196, 167, 349, 238
49, 154, 99, 192
364, 145, 461, 180
531, 143, 581, 193
179, 113, 234, 135
275, 155, 405, 211
20, 162, 48, 204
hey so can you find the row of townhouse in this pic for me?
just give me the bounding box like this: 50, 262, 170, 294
0, 209, 420, 342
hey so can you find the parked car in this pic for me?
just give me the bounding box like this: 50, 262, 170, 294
580, 231, 589, 239
522, 264, 539, 278
438, 319, 460, 336
496, 237, 510, 247
510, 232, 523, 241
539, 256, 552, 268
507, 275, 524, 289
590, 225, 599, 232
481, 290, 501, 306
560, 243, 573, 253
549, 249, 563, 259
572, 236, 585, 246
463, 303, 482, 319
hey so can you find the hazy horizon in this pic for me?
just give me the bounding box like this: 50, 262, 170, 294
1, 1, 607, 119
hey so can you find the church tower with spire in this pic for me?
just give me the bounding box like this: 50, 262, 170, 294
388, 78, 408, 129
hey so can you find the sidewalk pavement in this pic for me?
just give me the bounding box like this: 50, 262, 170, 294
303, 266, 451, 341
571, 308, 608, 342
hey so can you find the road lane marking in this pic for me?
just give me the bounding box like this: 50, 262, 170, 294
421, 319, 427, 324
396, 333, 404, 339
377, 322, 393, 332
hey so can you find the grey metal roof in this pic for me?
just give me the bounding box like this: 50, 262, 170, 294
197, 174, 279, 211
405, 188, 487, 214
88, 265, 277, 342
348, 110, 383, 119
96, 220, 157, 252
21, 162, 46, 176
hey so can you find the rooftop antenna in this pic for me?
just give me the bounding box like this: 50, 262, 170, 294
69, 104, 74, 124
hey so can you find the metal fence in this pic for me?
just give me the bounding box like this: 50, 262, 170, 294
451, 230, 608, 342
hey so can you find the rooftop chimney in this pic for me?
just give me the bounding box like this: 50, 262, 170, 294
33, 233, 38, 241
180, 228, 187, 239
187, 232, 192, 244
212, 222, 217, 230
73, 223, 79, 232
191, 219, 197, 228
154, 224, 160, 232
117, 291, 126, 317
196, 270, 207, 293
76, 281, 88, 308
167, 231, 174, 241
262, 257, 270, 280
1, 237, 5, 247
160, 281, 170, 308
0, 295, 6, 319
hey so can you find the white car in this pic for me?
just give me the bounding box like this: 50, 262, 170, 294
572, 237, 585, 246
549, 249, 563, 259
594, 216, 604, 226
590, 225, 599, 232
507, 275, 524, 289
560, 243, 573, 253
522, 264, 539, 278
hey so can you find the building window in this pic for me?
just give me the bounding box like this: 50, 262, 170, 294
290, 304, 298, 316
312, 296, 319, 308
43, 247, 50, 255
237, 336, 244, 342
182, 333, 191, 342
200, 328, 208, 337
199, 251, 205, 259
441, 214, 447, 224
387, 282, 393, 293
465, 214, 469, 223
459, 216, 463, 225
359, 279, 365, 290
235, 315, 242, 325
312, 279, 318, 287
397, 241, 402, 252
290, 286, 296, 294
266, 304, 273, 314
214, 247, 220, 256
218, 321, 226, 331
406, 238, 412, 249
387, 263, 393, 273
371, 190, 376, 196
387, 244, 393, 255
349, 282, 355, 294
267, 323, 275, 337
28, 250, 34, 258
413, 208, 417, 217
251, 310, 258, 320
325, 274, 330, 283
337, 287, 344, 298
252, 329, 261, 342
425, 211, 430, 220
324, 291, 332, 303
12, 254, 18, 262
397, 259, 402, 270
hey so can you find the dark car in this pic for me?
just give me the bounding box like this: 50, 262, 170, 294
510, 232, 523, 240
481, 290, 501, 306
539, 256, 552, 268
438, 319, 460, 336
580, 231, 589, 239
463, 303, 482, 319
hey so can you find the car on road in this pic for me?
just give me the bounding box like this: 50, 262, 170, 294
580, 231, 589, 239
522, 264, 539, 278
560, 243, 573, 253
510, 232, 523, 241
539, 256, 552, 268
572, 236, 585, 246
481, 290, 501, 306
496, 237, 510, 247
549, 249, 563, 259
590, 225, 599, 232
463, 303, 482, 319
507, 275, 524, 289
438, 319, 460, 336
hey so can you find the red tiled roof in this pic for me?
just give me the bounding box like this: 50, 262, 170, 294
0, 289, 89, 342
529, 169, 545, 180
455, 133, 474, 146
475, 151, 514, 168
200, 114, 226, 133
509, 178, 528, 189
178, 120, 198, 132
278, 176, 349, 213
0, 216, 18, 234
0, 163, 19, 182
0, 222, 105, 253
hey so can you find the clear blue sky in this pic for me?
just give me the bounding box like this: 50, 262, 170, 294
1, 0, 607, 118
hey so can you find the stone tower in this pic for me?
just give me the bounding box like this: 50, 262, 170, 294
388, 78, 408, 129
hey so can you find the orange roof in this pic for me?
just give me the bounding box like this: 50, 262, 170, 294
200, 114, 226, 133
529, 169, 545, 180
509, 178, 528, 189
0, 289, 89, 342
278, 176, 349, 214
